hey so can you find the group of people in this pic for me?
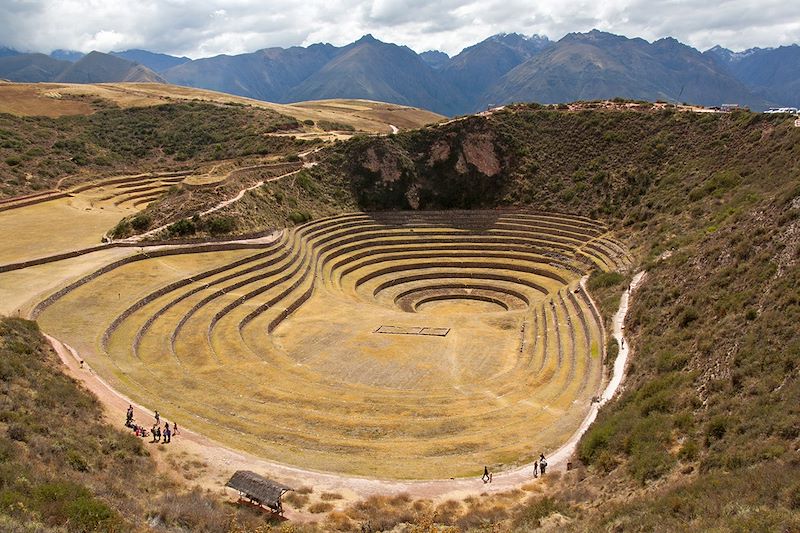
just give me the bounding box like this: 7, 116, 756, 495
125, 405, 179, 444
481, 453, 548, 484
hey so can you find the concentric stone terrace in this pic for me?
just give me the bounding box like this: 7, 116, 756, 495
36, 210, 631, 478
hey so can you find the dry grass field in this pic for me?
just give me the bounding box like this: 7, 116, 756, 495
34, 209, 631, 479
0, 82, 444, 134
0, 196, 130, 263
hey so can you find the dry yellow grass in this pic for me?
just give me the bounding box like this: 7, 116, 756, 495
34, 210, 632, 479
0, 196, 134, 264
0, 82, 94, 117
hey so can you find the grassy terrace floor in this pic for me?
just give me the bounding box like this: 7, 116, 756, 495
35, 209, 631, 479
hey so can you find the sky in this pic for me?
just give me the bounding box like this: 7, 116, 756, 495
1, 0, 799, 58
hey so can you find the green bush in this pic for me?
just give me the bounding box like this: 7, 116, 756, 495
66, 496, 118, 531
167, 218, 196, 237
588, 270, 625, 290
656, 352, 689, 373
288, 210, 312, 224
130, 214, 151, 231
628, 440, 674, 484
206, 216, 236, 236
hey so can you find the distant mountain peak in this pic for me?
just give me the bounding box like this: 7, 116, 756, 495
356, 34, 379, 44
707, 45, 770, 63
49, 49, 84, 62
420, 50, 450, 69
562, 29, 628, 43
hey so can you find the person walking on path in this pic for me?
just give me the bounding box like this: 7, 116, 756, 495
154, 410, 160, 425
163, 423, 171, 444
481, 466, 491, 484
533, 460, 539, 478
172, 422, 179, 436
539, 454, 548, 475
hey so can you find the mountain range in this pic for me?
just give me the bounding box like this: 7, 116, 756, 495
1, 31, 798, 115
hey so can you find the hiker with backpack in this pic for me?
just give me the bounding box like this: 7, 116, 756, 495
539, 453, 548, 475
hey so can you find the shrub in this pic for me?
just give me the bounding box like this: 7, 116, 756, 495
678, 307, 699, 327
288, 210, 312, 224
206, 216, 236, 236
512, 496, 565, 529
168, 218, 196, 236
110, 219, 131, 239
283, 491, 309, 509
657, 352, 690, 373
66, 496, 118, 531
628, 441, 674, 484
308, 501, 333, 513
706, 416, 729, 443
130, 214, 151, 231
66, 449, 90, 472
6, 425, 26, 442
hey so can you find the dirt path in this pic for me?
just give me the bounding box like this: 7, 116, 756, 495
43, 271, 645, 519
130, 167, 302, 241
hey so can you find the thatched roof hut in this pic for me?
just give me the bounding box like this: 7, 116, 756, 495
225, 470, 292, 514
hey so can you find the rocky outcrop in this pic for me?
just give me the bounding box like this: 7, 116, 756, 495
335, 118, 512, 211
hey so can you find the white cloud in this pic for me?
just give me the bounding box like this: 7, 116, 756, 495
0, 0, 798, 58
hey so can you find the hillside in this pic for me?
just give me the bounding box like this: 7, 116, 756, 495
65, 102, 800, 530
0, 50, 164, 84
486, 31, 763, 109
0, 82, 443, 133
0, 53, 70, 82
290, 35, 465, 116
2, 97, 799, 529
0, 317, 283, 531
443, 33, 551, 105
55, 51, 165, 83
4, 31, 799, 113
112, 49, 191, 72
164, 44, 339, 102
286, 105, 798, 528
0, 100, 306, 198
707, 44, 800, 108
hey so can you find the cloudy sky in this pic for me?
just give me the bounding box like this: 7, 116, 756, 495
1, 0, 799, 58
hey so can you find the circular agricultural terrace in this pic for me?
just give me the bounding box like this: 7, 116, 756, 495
35, 209, 631, 479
